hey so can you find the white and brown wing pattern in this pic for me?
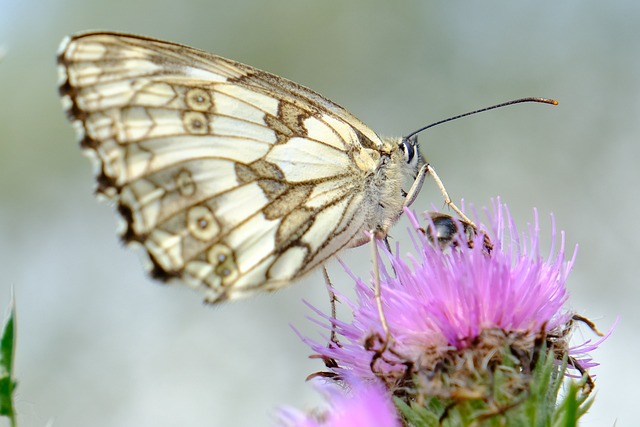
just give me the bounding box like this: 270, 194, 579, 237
57, 32, 410, 303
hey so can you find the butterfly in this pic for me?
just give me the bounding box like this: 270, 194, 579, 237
56, 32, 467, 303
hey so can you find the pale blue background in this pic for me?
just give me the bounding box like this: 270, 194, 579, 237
0, 1, 636, 426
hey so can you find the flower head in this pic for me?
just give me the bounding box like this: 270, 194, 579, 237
276, 376, 401, 427
301, 202, 608, 402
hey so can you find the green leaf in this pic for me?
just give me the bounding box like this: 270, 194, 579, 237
394, 397, 439, 427
551, 375, 593, 427
0, 297, 17, 426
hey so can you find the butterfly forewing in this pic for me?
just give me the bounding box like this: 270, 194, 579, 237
58, 32, 413, 303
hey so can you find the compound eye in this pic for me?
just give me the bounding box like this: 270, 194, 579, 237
400, 138, 416, 164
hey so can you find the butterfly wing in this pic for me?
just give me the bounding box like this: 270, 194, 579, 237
58, 32, 389, 302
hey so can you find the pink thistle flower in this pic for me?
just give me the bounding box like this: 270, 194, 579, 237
301, 202, 609, 401
276, 376, 401, 427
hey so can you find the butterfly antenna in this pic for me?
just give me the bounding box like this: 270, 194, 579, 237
404, 97, 558, 140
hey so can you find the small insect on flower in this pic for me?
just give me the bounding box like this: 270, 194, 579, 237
424, 212, 493, 252
57, 31, 556, 303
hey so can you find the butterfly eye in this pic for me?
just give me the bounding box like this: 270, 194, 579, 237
400, 136, 419, 167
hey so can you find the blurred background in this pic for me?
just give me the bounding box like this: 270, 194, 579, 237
0, 0, 636, 426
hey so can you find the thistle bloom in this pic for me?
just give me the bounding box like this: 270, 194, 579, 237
300, 202, 608, 402
276, 376, 401, 427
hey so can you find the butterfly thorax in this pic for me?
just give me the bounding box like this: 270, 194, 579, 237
348, 137, 421, 247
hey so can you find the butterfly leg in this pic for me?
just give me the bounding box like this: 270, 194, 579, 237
322, 266, 340, 347
420, 163, 476, 227
405, 163, 473, 224
370, 230, 392, 365
403, 163, 427, 208
315, 266, 341, 372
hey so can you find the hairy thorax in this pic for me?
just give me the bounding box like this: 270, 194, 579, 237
350, 137, 418, 247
